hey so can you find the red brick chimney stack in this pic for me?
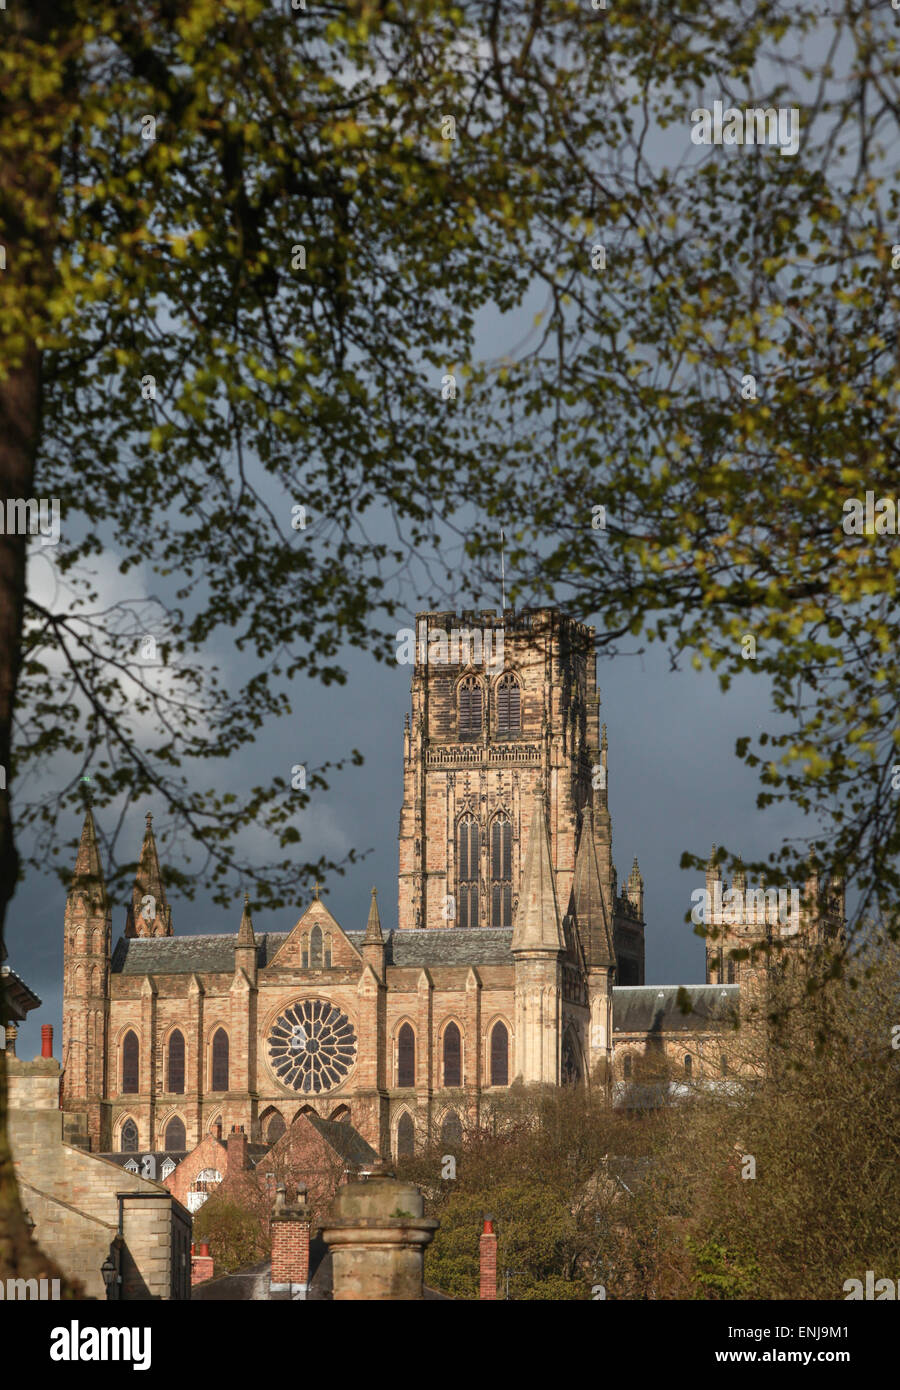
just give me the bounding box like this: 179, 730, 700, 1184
226, 1124, 248, 1175
270, 1183, 311, 1299
41, 1025, 53, 1059
191, 1241, 214, 1285
480, 1217, 498, 1300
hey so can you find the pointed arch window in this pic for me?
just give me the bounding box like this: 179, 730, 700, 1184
266, 1112, 286, 1145
496, 674, 521, 734
164, 1116, 186, 1151
440, 1109, 462, 1149
443, 1022, 462, 1087
121, 1118, 139, 1152
490, 814, 513, 927
489, 1021, 509, 1086
397, 1111, 415, 1159
458, 678, 483, 741
457, 815, 480, 929
211, 1029, 229, 1092
301, 935, 309, 970
397, 1023, 415, 1087
309, 923, 323, 969
324, 933, 332, 969
684, 1054, 692, 1077
122, 1031, 139, 1094
167, 1030, 185, 1094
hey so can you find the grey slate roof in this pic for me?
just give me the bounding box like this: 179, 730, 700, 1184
383, 928, 513, 967
303, 1116, 378, 1169
111, 927, 515, 975
613, 985, 739, 1034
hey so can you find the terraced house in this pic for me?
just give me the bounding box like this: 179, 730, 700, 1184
60, 608, 843, 1160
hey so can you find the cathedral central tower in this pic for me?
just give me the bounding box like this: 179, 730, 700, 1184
397, 609, 643, 987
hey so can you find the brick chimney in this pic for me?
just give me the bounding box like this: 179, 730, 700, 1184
270, 1183, 311, 1299
191, 1241, 214, 1285
226, 1124, 248, 1175
322, 1165, 438, 1300
41, 1025, 53, 1059
479, 1217, 498, 1300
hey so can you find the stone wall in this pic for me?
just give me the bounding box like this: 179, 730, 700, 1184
9, 1057, 191, 1300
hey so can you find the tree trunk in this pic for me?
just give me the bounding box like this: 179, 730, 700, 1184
0, 0, 76, 1287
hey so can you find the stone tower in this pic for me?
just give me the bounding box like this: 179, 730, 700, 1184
62, 807, 111, 1148
704, 848, 845, 988
396, 609, 632, 939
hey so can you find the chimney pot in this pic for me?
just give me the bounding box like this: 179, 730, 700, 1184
41, 1024, 53, 1059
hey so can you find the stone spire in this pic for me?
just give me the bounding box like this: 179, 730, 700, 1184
573, 810, 615, 968
237, 893, 256, 946
128, 812, 172, 937
72, 807, 105, 886
512, 787, 565, 953
364, 887, 383, 944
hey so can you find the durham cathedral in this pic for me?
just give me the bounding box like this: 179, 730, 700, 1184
60, 608, 844, 1160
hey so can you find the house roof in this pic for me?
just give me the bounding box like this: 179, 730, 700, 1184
1, 965, 41, 1020
612, 985, 739, 1034
110, 927, 516, 976
302, 1115, 378, 1169
99, 1150, 187, 1169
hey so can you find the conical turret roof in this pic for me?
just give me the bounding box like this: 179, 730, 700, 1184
512, 787, 565, 953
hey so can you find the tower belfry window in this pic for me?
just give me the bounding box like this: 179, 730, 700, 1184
496, 674, 521, 734
458, 678, 483, 741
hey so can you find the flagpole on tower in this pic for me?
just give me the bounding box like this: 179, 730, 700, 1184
500, 526, 506, 611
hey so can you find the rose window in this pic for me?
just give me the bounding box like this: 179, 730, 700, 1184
267, 1000, 357, 1093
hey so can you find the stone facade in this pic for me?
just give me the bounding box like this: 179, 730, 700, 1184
8, 1054, 190, 1299
58, 607, 842, 1164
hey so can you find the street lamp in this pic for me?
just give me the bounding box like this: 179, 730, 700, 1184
101, 1256, 118, 1300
